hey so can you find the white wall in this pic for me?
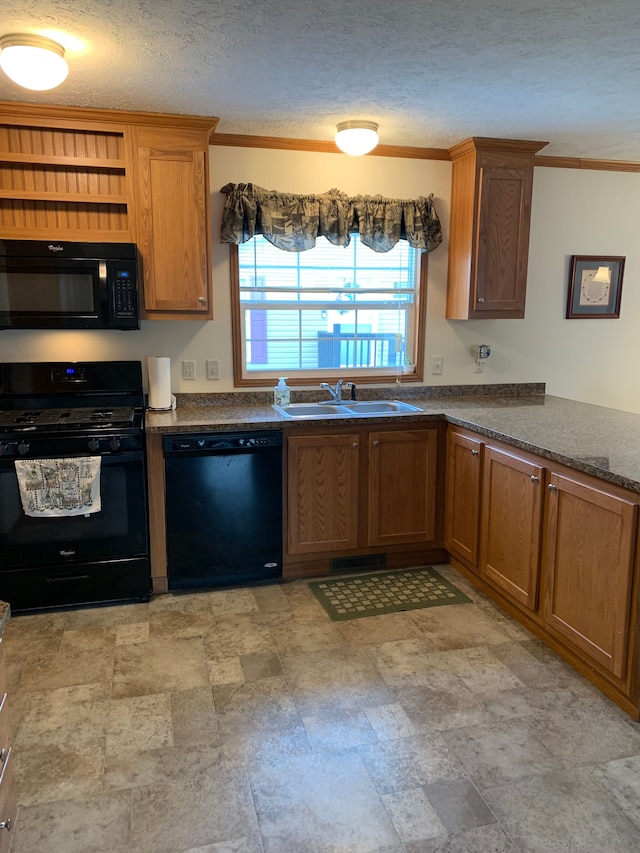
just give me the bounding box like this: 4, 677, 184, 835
1, 146, 639, 412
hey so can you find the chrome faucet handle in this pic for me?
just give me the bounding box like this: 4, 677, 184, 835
319, 381, 338, 401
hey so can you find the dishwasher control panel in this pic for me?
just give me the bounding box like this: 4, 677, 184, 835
164, 430, 282, 455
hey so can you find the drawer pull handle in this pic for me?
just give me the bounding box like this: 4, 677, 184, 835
548, 483, 557, 492
0, 818, 11, 831
471, 449, 479, 456
530, 475, 539, 483
0, 748, 6, 764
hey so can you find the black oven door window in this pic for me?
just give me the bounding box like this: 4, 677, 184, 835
0, 259, 106, 329
0, 453, 148, 569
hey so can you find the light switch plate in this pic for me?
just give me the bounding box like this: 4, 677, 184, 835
206, 359, 220, 380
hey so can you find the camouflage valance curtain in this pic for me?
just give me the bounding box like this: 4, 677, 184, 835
219, 182, 443, 254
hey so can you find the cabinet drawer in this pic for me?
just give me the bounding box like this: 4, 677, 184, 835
0, 749, 16, 853
0, 694, 8, 768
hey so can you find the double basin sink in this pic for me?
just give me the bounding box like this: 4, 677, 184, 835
273, 400, 423, 419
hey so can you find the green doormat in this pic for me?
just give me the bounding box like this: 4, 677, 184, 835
308, 566, 472, 622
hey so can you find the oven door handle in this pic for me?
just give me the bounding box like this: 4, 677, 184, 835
46, 572, 92, 583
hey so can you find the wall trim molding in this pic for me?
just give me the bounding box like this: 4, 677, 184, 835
210, 132, 451, 160
211, 131, 640, 172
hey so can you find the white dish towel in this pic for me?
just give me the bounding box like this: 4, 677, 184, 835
14, 457, 102, 517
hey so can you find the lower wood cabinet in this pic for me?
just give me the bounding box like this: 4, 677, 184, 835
480, 444, 544, 611
543, 471, 637, 679
445, 429, 482, 566
287, 432, 360, 555
0, 640, 16, 852
285, 424, 441, 567
445, 425, 640, 715
368, 428, 438, 547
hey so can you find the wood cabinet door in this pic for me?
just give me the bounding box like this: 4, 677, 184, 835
480, 445, 544, 610
287, 433, 360, 555
137, 146, 211, 315
444, 429, 482, 567
473, 167, 532, 317
368, 428, 438, 547
543, 472, 638, 678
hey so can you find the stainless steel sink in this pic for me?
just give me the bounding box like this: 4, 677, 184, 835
273, 400, 422, 419
273, 403, 347, 419
343, 400, 422, 415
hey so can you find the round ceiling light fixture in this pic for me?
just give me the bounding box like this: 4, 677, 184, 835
0, 33, 69, 90
335, 120, 379, 156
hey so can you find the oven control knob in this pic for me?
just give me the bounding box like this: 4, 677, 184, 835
17, 441, 30, 455
109, 437, 121, 451
88, 438, 100, 452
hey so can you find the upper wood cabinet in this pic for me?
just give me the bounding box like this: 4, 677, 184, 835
446, 137, 547, 319
0, 102, 218, 319
133, 124, 214, 319
0, 105, 135, 242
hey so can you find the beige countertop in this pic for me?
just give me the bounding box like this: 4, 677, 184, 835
145, 389, 640, 494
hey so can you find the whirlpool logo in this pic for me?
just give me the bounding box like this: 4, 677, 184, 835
48, 244, 64, 252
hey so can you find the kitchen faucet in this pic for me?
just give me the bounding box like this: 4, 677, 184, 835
320, 380, 344, 402
319, 380, 357, 402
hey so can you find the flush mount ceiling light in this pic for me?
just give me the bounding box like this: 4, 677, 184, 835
0, 33, 69, 90
335, 120, 379, 156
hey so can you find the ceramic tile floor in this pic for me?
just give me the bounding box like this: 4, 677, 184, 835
4, 564, 640, 853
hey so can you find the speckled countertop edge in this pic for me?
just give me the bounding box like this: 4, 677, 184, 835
145, 385, 640, 494
0, 601, 10, 637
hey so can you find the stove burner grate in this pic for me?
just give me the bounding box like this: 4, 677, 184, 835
0, 406, 137, 430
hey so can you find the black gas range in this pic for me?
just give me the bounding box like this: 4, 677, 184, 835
0, 361, 150, 612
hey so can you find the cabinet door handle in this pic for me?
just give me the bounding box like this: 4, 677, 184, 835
352, 442, 359, 448
0, 819, 11, 831
477, 297, 485, 303
471, 449, 479, 456
548, 483, 557, 492
530, 475, 539, 483
372, 440, 379, 447
198, 296, 207, 303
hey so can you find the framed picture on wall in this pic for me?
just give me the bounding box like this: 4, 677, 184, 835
566, 255, 625, 319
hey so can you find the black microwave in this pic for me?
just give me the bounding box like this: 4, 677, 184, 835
0, 240, 140, 330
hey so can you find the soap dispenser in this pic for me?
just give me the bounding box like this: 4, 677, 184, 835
274, 377, 290, 406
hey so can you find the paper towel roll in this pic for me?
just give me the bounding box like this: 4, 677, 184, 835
147, 356, 175, 410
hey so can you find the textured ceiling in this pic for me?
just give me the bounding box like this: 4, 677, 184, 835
2, 0, 640, 159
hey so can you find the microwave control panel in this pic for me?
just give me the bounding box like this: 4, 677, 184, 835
110, 262, 138, 319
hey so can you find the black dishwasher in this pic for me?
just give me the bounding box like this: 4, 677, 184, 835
164, 430, 282, 589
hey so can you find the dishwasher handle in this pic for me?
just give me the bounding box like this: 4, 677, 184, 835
164, 430, 282, 455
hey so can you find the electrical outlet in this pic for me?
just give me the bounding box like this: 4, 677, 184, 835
473, 357, 484, 373
431, 355, 444, 375
206, 359, 220, 380
182, 359, 196, 380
